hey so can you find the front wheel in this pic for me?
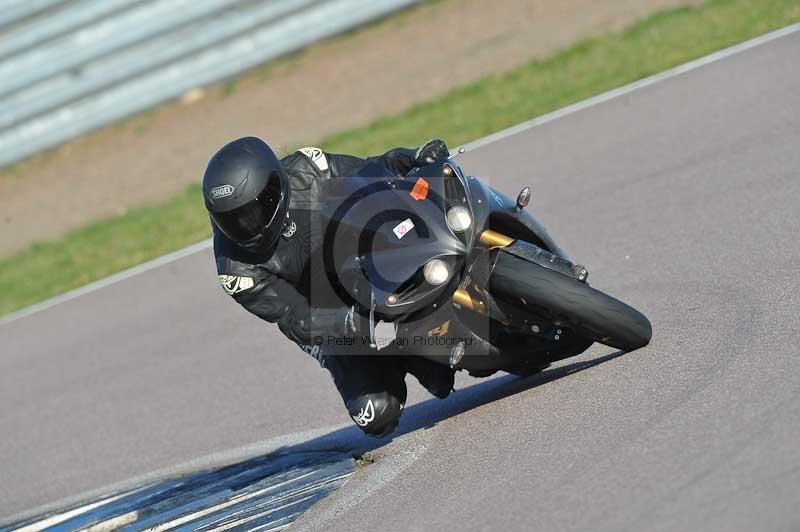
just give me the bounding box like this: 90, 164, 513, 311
489, 253, 652, 352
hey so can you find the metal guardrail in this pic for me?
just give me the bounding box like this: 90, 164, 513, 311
0, 0, 68, 30
0, 0, 420, 168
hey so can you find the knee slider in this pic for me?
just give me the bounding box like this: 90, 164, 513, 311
347, 392, 403, 437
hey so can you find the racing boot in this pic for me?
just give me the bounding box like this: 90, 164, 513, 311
400, 355, 455, 399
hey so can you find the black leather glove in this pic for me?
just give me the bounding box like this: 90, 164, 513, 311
288, 305, 361, 345
415, 139, 450, 165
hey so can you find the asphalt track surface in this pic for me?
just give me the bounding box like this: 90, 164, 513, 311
2, 28, 799, 531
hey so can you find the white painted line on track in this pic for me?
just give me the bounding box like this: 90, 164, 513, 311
462, 23, 800, 152
0, 239, 211, 326
3, 22, 798, 327
140, 470, 319, 532
11, 491, 131, 532
1, 424, 346, 526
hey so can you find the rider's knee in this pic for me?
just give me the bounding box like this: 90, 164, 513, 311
347, 392, 403, 437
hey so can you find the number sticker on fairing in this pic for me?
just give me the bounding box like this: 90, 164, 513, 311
393, 218, 415, 239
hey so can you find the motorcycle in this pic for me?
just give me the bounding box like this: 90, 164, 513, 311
317, 150, 652, 377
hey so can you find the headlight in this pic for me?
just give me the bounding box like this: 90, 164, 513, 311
446, 206, 472, 232
423, 259, 451, 286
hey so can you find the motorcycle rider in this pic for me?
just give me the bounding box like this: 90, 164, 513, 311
203, 136, 456, 437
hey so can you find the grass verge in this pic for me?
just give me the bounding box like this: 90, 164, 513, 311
1, 0, 799, 317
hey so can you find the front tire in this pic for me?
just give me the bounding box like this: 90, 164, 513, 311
489, 253, 652, 351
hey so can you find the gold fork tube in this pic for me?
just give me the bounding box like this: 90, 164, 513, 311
478, 229, 514, 248
453, 288, 485, 314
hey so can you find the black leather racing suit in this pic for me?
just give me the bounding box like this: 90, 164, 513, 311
214, 145, 453, 437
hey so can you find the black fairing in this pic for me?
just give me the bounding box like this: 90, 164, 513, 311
320, 160, 466, 318
320, 157, 584, 373
459, 172, 567, 260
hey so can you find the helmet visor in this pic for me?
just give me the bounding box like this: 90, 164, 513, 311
211, 171, 283, 243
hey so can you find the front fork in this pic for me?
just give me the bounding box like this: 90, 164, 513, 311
395, 230, 590, 372
452, 229, 589, 332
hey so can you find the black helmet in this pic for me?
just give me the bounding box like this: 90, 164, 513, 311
203, 137, 290, 251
